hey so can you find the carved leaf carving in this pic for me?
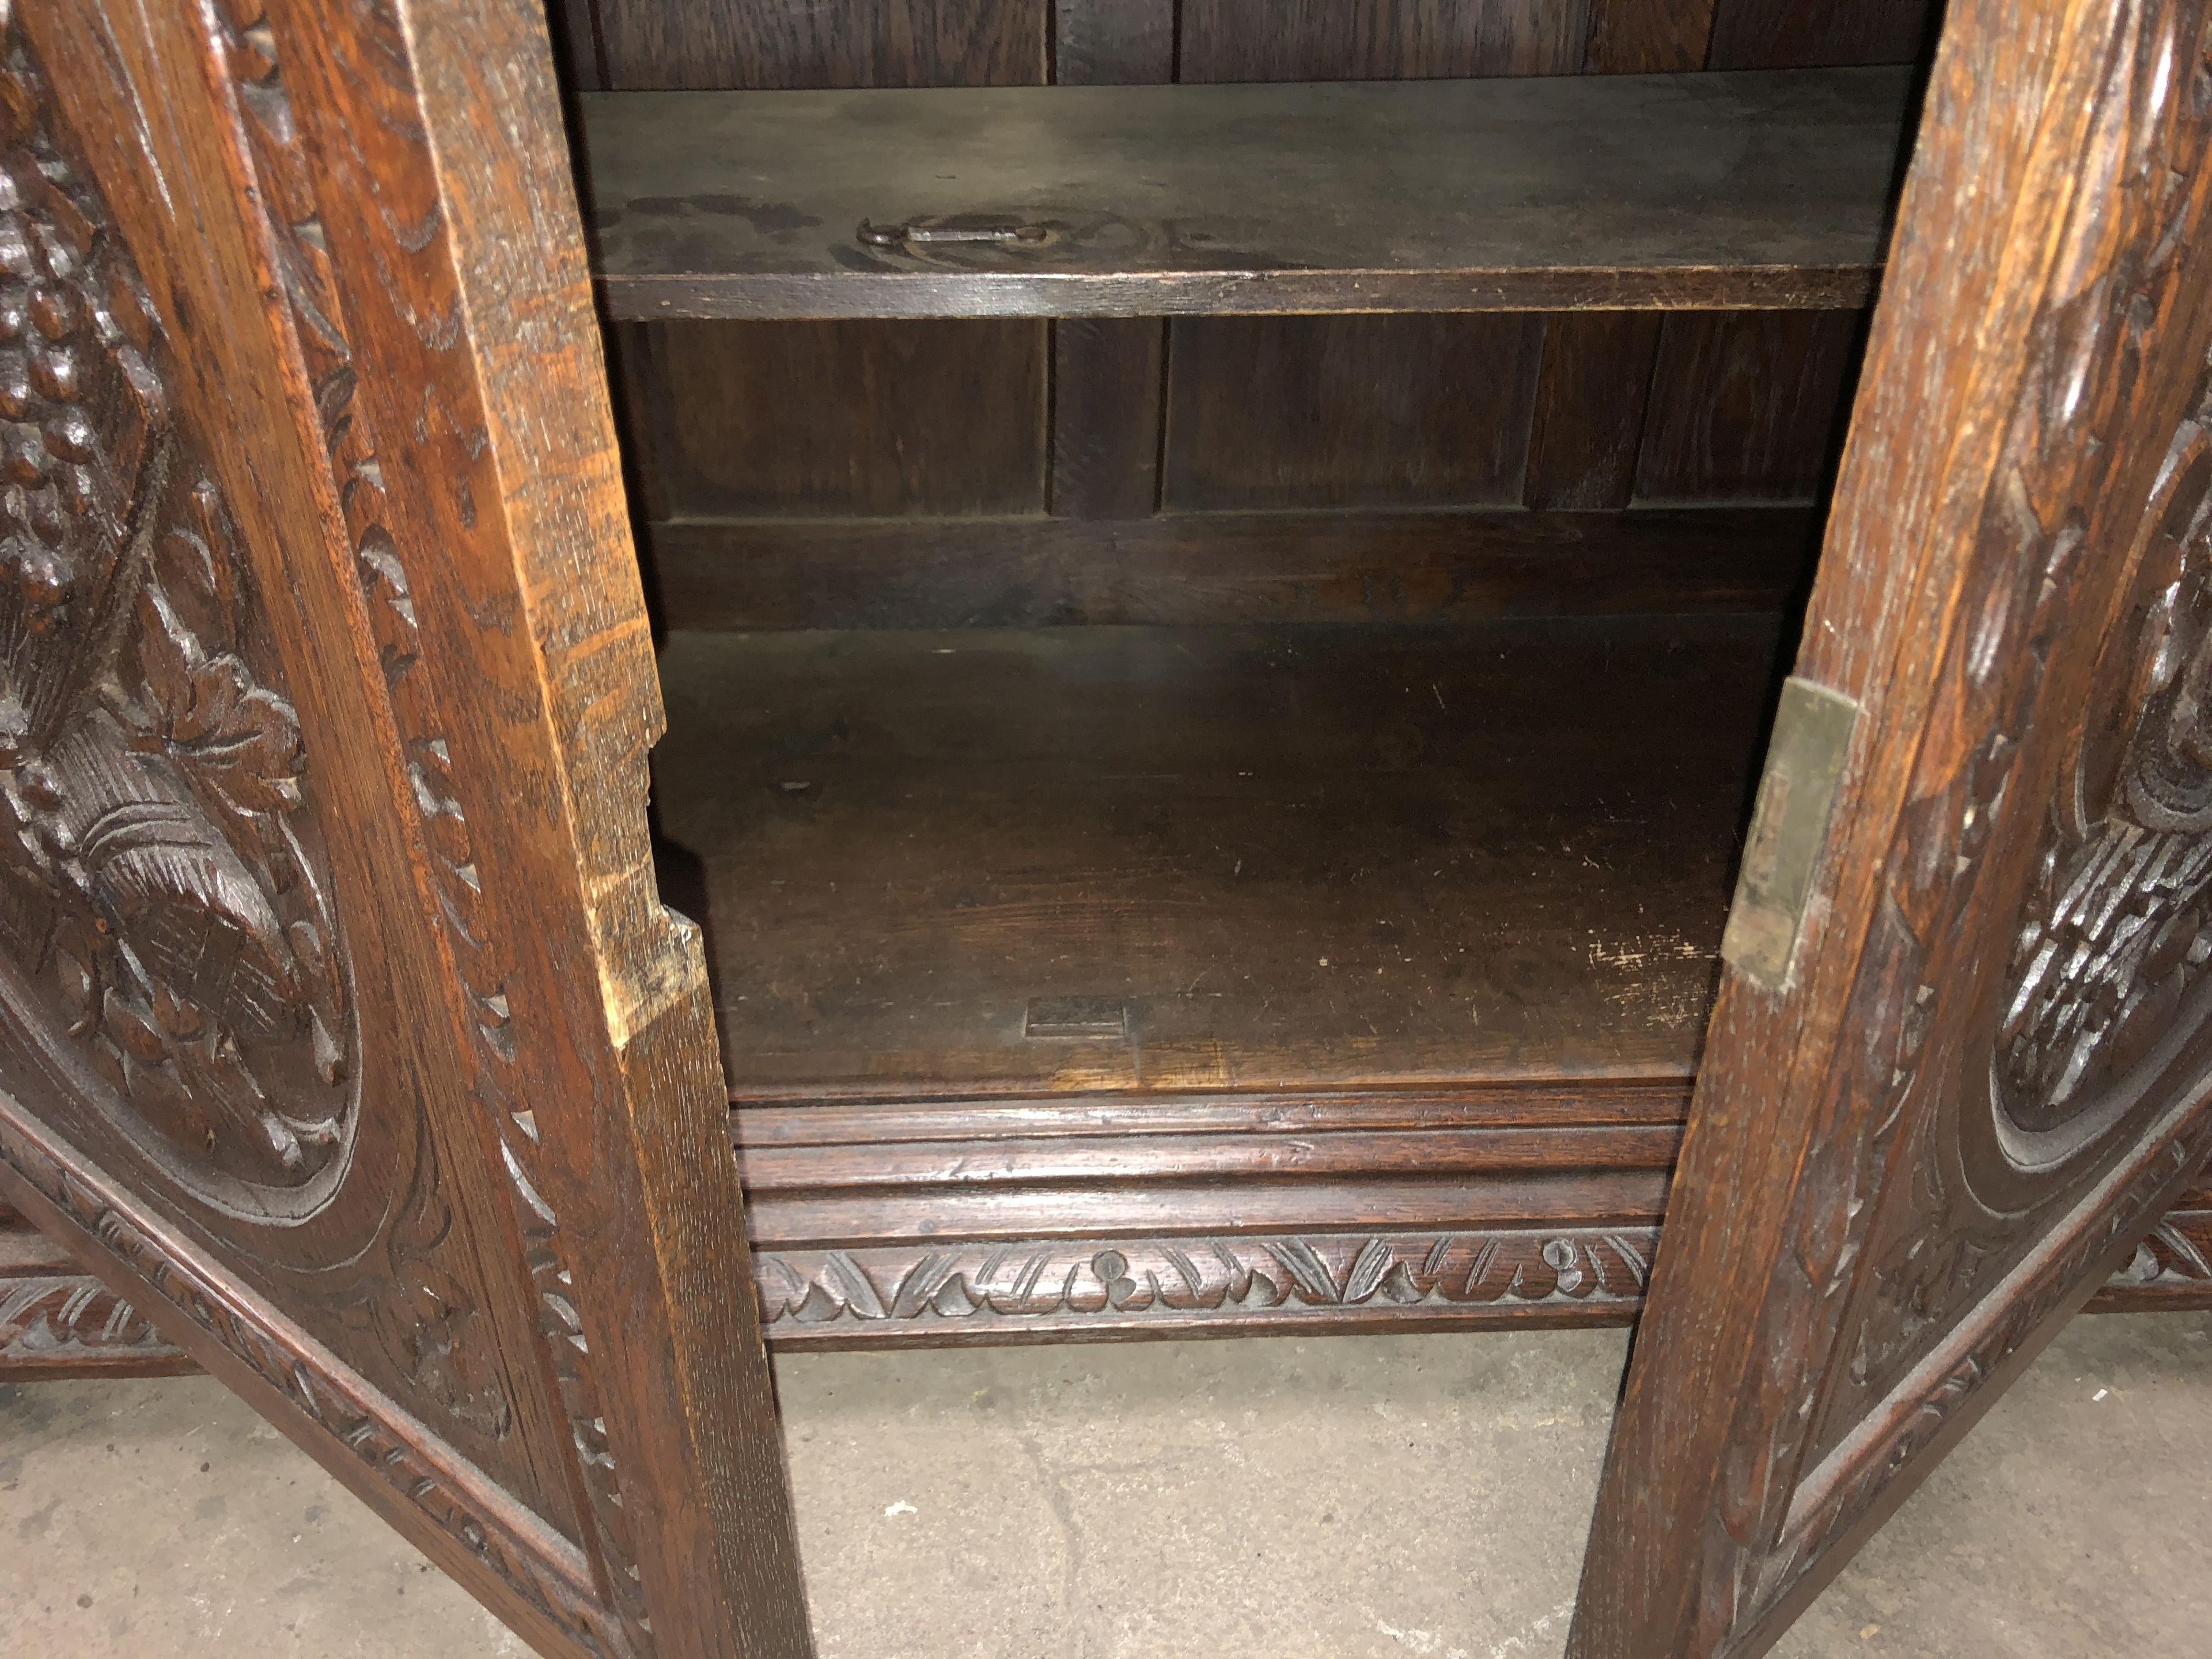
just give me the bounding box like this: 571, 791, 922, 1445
1, 1271, 169, 1363
754, 1229, 1656, 1335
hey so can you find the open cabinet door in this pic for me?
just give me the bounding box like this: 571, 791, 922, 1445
1571, 1, 2212, 1654
0, 1, 810, 1655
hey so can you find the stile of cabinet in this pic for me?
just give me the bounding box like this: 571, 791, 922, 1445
2, 0, 2210, 1656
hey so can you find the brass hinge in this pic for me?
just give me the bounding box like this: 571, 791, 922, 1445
1719, 676, 1861, 993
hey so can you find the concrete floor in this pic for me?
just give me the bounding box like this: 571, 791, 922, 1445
2, 1312, 2209, 1658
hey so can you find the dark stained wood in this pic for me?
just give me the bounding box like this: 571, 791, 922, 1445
647, 505, 1821, 628
591, 0, 1052, 584
1050, 319, 1165, 516
1043, 3, 1170, 520
1574, 1, 2212, 1653
1055, 0, 1175, 82
1170, 0, 1637, 575
1164, 316, 1547, 510
1706, 0, 1939, 70
1582, 0, 1717, 73
654, 616, 1779, 1101
582, 71, 1913, 319
594, 0, 1048, 90
2093, 1184, 2212, 1312
736, 1080, 1698, 1138
1537, 0, 1709, 511
741, 1124, 1684, 1188
627, 319, 1047, 516
746, 1166, 1677, 1243
1177, 0, 1590, 81
548, 0, 607, 90
1525, 314, 1666, 509
1633, 310, 1865, 501
0, 0, 810, 1653
604, 321, 677, 529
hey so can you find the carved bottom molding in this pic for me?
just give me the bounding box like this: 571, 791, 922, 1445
11, 1196, 2212, 1381
756, 1227, 1656, 1344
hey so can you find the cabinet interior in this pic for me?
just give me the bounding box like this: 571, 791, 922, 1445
544, 0, 1942, 1331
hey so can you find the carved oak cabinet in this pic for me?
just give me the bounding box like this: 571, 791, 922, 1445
2, 0, 2210, 1654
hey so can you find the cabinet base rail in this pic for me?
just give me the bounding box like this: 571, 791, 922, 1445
9, 1086, 2208, 1374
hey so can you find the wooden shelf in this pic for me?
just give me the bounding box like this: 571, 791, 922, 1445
583, 69, 1911, 320
652, 616, 1783, 1104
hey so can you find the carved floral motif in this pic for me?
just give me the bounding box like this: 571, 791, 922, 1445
2107, 1206, 2212, 1294
1773, 1130, 2212, 1599
0, 6, 354, 1209
1847, 343, 2212, 1398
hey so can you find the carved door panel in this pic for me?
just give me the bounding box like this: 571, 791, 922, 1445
0, 1, 809, 1655
1571, 1, 2212, 1655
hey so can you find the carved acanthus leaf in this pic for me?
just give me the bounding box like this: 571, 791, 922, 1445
756, 1228, 1655, 1335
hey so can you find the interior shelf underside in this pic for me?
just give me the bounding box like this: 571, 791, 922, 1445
584, 68, 1910, 319
653, 615, 1782, 1104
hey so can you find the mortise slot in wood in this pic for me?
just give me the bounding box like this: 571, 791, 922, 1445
1025, 996, 1131, 1039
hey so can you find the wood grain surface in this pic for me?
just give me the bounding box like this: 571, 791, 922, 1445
1176, 0, 1591, 82
645, 505, 1821, 628
594, 0, 1048, 90
653, 616, 1780, 1101
1524, 314, 1667, 509
628, 319, 1047, 517
1634, 310, 1867, 501
1162, 316, 1547, 509
585, 71, 1911, 319
1705, 0, 1939, 70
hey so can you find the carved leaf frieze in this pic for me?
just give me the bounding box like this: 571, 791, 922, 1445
15, 1200, 2212, 1381
756, 1229, 1655, 1332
